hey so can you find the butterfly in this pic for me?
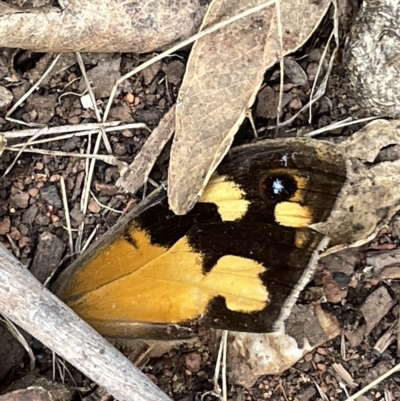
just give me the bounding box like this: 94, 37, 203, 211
54, 138, 346, 339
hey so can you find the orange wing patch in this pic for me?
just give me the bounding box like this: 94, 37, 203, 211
64, 228, 269, 326
199, 174, 249, 221
274, 202, 313, 228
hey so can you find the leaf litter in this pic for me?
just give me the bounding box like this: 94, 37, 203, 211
2, 0, 400, 398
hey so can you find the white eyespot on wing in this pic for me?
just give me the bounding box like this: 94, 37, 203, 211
272, 178, 284, 195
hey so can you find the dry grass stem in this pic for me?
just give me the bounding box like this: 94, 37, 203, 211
221, 330, 228, 401
81, 133, 102, 215
56, 356, 78, 386
338, 382, 350, 399
344, 363, 400, 401
6, 116, 46, 128
80, 224, 100, 254
10, 131, 98, 147
340, 332, 347, 360
75, 222, 85, 255
6, 54, 61, 119
3, 127, 48, 176
210, 332, 224, 399
75, 53, 117, 219
385, 389, 393, 401
58, 89, 89, 104
75, 52, 102, 124
275, 0, 284, 130
5, 146, 122, 165
313, 380, 329, 401
89, 190, 123, 214
304, 116, 377, 137
3, 121, 147, 139
308, 0, 338, 124
2, 315, 35, 371
60, 176, 74, 256
267, 3, 339, 132
245, 110, 258, 138
76, 53, 114, 220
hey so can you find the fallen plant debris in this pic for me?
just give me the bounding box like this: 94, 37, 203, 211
1, 0, 400, 400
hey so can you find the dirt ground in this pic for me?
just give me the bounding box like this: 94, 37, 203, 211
1, 0, 400, 400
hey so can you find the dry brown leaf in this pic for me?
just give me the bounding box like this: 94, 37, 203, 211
225, 304, 340, 388
168, 0, 331, 215
0, 0, 206, 53
313, 120, 400, 248
373, 326, 396, 355
345, 286, 395, 347
332, 363, 358, 388
0, 387, 53, 401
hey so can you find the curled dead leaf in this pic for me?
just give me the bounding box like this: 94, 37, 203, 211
225, 304, 340, 388
168, 0, 332, 215
312, 120, 400, 248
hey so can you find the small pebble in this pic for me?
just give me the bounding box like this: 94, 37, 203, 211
19, 237, 30, 248
124, 93, 135, 103
41, 185, 62, 208
88, 199, 102, 214
182, 352, 201, 373
0, 217, 11, 235
10, 191, 30, 209
28, 188, 39, 198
